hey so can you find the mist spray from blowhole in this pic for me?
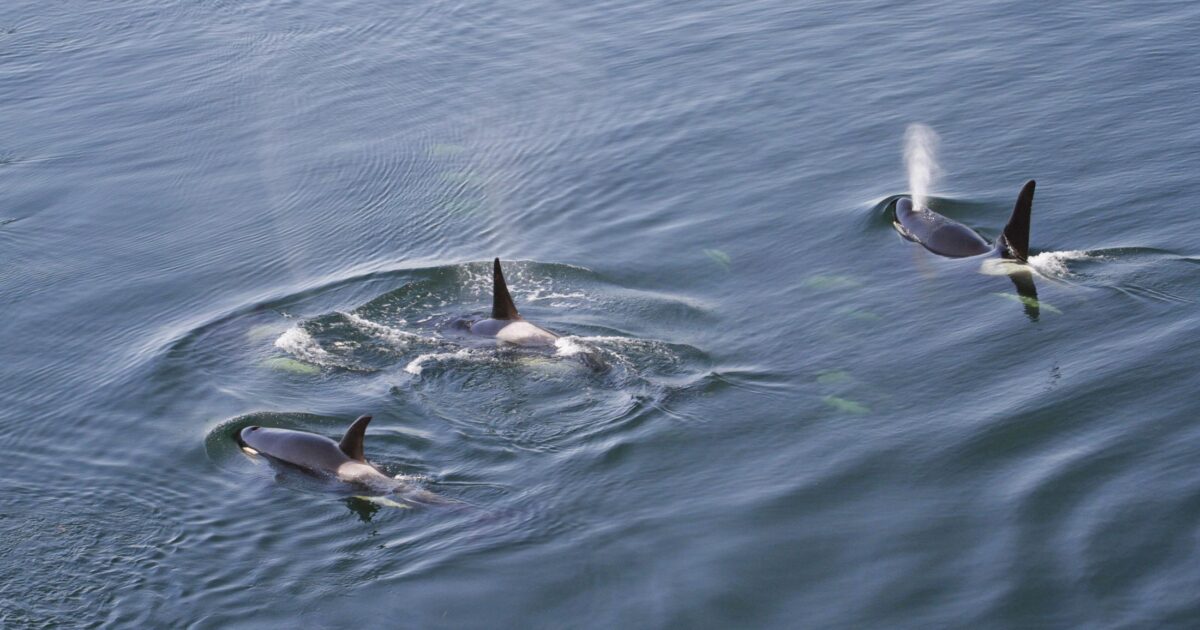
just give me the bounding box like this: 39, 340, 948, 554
904, 124, 940, 210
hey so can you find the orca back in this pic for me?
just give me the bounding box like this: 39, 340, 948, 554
894, 198, 991, 258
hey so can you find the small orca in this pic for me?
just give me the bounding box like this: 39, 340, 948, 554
469, 258, 558, 346
894, 180, 1035, 261
238, 415, 406, 494
894, 180, 1042, 320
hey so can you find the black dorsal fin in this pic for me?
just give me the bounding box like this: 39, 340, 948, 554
491, 257, 522, 320
1000, 180, 1035, 260
338, 415, 371, 462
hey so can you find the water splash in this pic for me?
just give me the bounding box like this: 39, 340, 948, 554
904, 124, 941, 210
404, 348, 480, 375
1028, 250, 1095, 278
274, 326, 332, 364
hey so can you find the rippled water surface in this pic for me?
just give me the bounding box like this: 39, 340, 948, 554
3, 0, 1200, 627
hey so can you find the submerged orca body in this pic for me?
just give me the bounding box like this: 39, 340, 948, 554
469, 258, 558, 346
238, 415, 404, 493
893, 180, 1042, 320
893, 179, 1036, 261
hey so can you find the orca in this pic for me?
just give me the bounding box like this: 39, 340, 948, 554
894, 180, 1035, 261
893, 180, 1042, 320
469, 258, 558, 346
238, 415, 406, 494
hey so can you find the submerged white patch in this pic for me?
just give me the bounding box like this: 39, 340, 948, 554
337, 460, 407, 494
979, 258, 1029, 277
353, 495, 412, 509
992, 292, 1063, 315
495, 321, 557, 346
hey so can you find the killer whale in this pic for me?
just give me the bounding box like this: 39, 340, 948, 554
893, 179, 1035, 261
469, 258, 558, 346
893, 180, 1042, 320
238, 415, 405, 494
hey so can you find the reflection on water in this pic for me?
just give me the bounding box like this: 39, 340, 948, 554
345, 496, 383, 523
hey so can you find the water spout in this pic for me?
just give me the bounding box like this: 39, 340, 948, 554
904, 124, 940, 210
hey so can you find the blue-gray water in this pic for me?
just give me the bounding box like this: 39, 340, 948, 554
3, 1, 1199, 627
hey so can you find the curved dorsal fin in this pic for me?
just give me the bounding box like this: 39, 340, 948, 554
491, 257, 522, 320
1000, 180, 1035, 261
339, 415, 371, 462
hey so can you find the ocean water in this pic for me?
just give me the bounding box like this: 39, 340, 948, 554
2, 0, 1199, 627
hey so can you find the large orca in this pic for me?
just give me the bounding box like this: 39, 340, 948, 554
894, 180, 1035, 261
238, 415, 405, 494
893, 180, 1042, 319
469, 258, 558, 346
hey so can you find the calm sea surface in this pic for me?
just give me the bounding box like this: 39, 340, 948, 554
2, 1, 1199, 627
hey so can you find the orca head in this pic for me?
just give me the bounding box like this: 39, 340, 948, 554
237, 425, 263, 451
894, 197, 923, 225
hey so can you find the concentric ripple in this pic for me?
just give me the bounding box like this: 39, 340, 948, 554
166, 260, 712, 460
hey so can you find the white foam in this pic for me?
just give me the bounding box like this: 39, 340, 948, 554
274, 326, 332, 364
553, 336, 587, 357
526, 290, 589, 303
1028, 250, 1094, 277
404, 348, 477, 375
340, 311, 421, 348
553, 335, 670, 365
559, 335, 660, 349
